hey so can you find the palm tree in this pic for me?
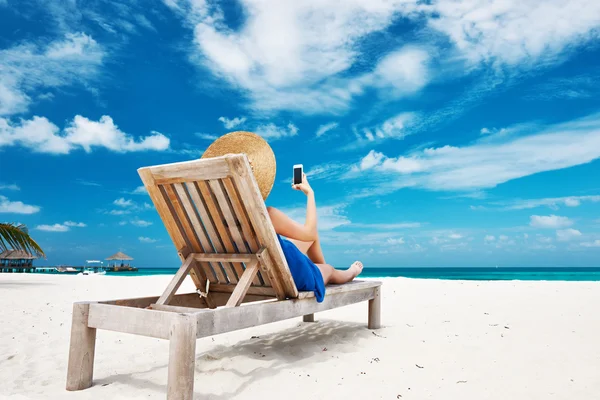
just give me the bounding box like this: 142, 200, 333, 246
0, 223, 45, 257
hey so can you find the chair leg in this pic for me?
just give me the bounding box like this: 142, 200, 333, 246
368, 286, 381, 329
167, 315, 197, 400
66, 303, 96, 391
303, 314, 315, 322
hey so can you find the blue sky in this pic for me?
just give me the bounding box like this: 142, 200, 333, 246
1, 0, 600, 269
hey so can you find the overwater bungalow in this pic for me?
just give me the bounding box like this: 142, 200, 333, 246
0, 250, 37, 273
105, 251, 138, 272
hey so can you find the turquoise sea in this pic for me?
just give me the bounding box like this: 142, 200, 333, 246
93, 267, 600, 281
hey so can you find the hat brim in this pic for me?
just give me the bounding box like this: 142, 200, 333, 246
201, 131, 275, 201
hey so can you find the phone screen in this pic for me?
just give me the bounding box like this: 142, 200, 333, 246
293, 166, 302, 185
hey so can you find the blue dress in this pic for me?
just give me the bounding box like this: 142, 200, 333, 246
277, 234, 325, 302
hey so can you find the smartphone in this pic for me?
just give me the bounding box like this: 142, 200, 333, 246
293, 164, 303, 185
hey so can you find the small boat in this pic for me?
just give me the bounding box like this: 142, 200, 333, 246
77, 260, 106, 276
77, 268, 106, 276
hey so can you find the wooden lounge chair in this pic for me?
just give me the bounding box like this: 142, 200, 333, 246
65, 154, 382, 400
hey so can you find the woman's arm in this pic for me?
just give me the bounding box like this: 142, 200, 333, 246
267, 173, 318, 242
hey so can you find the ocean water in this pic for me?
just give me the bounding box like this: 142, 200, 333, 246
96, 267, 600, 281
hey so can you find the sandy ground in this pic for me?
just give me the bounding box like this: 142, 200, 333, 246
1, 274, 599, 400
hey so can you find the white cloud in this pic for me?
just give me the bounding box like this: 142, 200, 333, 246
530, 215, 573, 229
556, 228, 582, 242
0, 183, 19, 191
195, 132, 218, 140
350, 222, 422, 229
480, 128, 491, 134
448, 233, 463, 239
0, 115, 170, 154
537, 236, 553, 243
35, 220, 86, 232
316, 122, 338, 138
255, 123, 298, 140
417, 0, 600, 69
0, 195, 40, 214
351, 113, 600, 192
114, 198, 134, 207
64, 221, 86, 227
581, 240, 600, 248
279, 203, 350, 231
130, 219, 152, 227
484, 235, 495, 242
493, 195, 600, 210
131, 186, 147, 195
386, 237, 405, 245
218, 116, 246, 129
498, 235, 509, 241
355, 112, 417, 143
139, 236, 157, 243
107, 210, 131, 216
169, 1, 430, 114
35, 224, 70, 232
0, 32, 104, 116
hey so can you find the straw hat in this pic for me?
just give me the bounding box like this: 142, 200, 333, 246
202, 131, 275, 200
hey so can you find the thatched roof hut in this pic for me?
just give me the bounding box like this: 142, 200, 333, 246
105, 251, 134, 261
0, 250, 37, 268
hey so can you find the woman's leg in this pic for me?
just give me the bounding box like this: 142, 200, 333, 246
288, 235, 326, 264
316, 262, 363, 285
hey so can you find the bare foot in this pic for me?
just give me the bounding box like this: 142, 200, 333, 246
349, 261, 363, 278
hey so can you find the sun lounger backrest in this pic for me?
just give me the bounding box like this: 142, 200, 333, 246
138, 154, 298, 300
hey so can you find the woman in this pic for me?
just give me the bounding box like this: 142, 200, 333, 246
266, 172, 363, 302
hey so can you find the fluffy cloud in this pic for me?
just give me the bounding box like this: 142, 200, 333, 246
0, 115, 170, 154
581, 240, 600, 248
386, 237, 405, 245
491, 195, 600, 210
114, 198, 134, 207
556, 229, 582, 242
484, 235, 495, 242
139, 236, 157, 243
130, 219, 153, 227
316, 122, 338, 138
352, 113, 600, 192
0, 195, 40, 214
131, 186, 147, 195
166, 0, 430, 114
530, 215, 573, 229
0, 32, 104, 116
279, 203, 350, 231
0, 183, 19, 191
218, 116, 246, 129
255, 123, 299, 140
416, 0, 600, 68
35, 221, 85, 232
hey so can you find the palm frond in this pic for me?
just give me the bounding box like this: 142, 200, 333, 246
0, 223, 45, 258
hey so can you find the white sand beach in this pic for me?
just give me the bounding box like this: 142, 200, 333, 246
1, 274, 600, 400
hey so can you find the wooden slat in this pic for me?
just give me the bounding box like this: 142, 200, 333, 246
208, 283, 277, 297
192, 253, 258, 263
222, 177, 265, 286
156, 254, 195, 305
66, 303, 96, 391
256, 248, 286, 300
187, 182, 240, 284
226, 260, 260, 307
195, 180, 243, 284
222, 177, 260, 251
88, 303, 175, 339
149, 157, 230, 184
150, 304, 210, 314
138, 168, 215, 308
297, 280, 381, 299
99, 291, 274, 308
208, 180, 248, 253
173, 183, 231, 283
226, 155, 298, 298
195, 286, 378, 338
163, 184, 222, 287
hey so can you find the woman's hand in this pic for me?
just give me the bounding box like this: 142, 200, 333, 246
292, 173, 313, 195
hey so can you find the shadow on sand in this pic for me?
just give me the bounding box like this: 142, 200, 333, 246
95, 318, 378, 399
